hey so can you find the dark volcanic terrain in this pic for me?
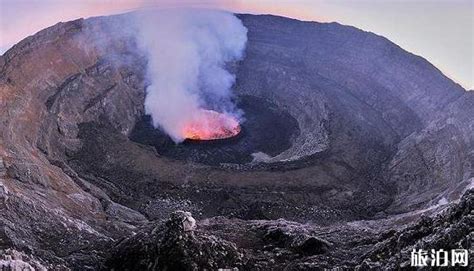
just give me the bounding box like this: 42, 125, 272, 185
0, 13, 472, 270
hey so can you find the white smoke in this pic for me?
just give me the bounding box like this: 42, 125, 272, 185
134, 9, 247, 142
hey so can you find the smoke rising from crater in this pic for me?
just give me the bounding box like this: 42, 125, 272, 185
134, 9, 247, 142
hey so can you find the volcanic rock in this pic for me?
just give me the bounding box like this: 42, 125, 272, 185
104, 211, 242, 271
0, 249, 51, 271
356, 189, 474, 269
0, 12, 472, 270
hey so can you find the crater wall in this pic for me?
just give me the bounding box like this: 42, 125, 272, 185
0, 13, 471, 269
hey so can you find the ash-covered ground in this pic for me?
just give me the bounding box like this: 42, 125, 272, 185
0, 12, 472, 270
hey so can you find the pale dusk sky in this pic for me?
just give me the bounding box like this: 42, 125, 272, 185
1, 0, 472, 89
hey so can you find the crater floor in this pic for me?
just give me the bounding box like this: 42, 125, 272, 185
129, 95, 300, 165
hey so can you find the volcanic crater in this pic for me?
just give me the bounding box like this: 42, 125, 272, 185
0, 12, 472, 270
129, 95, 300, 165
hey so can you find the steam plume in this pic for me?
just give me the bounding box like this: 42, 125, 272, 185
135, 9, 247, 142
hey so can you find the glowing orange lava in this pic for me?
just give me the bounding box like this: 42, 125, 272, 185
182, 109, 241, 140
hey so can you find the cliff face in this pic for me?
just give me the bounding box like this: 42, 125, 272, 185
0, 18, 146, 267
0, 13, 472, 269
386, 91, 474, 213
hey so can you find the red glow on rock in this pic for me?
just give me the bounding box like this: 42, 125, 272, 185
182, 109, 241, 140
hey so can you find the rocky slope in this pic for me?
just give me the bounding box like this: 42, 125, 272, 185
0, 13, 472, 270
105, 190, 473, 270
